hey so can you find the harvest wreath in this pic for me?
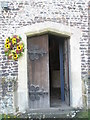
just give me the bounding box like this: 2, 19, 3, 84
4, 35, 24, 60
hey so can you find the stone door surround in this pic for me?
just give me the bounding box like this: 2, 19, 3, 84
15, 22, 82, 112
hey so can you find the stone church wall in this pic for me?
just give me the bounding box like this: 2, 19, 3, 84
0, 0, 89, 113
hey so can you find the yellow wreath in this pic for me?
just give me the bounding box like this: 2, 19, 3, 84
4, 35, 24, 60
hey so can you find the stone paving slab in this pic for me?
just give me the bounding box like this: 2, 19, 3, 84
16, 108, 81, 119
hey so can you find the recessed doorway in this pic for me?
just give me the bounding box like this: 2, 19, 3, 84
27, 33, 70, 109
17, 22, 82, 112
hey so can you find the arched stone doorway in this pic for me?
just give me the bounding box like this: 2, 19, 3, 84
15, 22, 82, 112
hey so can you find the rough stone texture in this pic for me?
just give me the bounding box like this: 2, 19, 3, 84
0, 0, 89, 113
88, 1, 90, 108
0, 77, 17, 113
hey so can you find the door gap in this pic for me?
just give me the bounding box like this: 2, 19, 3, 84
49, 34, 66, 107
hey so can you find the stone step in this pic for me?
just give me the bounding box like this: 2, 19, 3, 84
16, 108, 88, 119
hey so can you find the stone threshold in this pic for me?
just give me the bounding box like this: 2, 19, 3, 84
16, 108, 81, 119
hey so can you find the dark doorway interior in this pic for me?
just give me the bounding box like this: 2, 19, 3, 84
49, 34, 65, 107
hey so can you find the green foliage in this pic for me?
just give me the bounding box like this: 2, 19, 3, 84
75, 109, 88, 118
0, 115, 2, 120
1, 114, 17, 119
88, 109, 90, 120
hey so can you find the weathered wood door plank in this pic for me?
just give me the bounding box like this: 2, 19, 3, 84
27, 34, 50, 109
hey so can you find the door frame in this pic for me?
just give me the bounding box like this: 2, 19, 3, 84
59, 43, 65, 102
15, 22, 82, 112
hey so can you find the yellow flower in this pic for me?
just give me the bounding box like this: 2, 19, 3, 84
9, 53, 13, 56
5, 38, 9, 43
5, 44, 10, 49
14, 116, 16, 118
13, 53, 18, 60
17, 36, 19, 39
20, 44, 23, 48
11, 50, 15, 53
12, 38, 16, 44
17, 45, 21, 50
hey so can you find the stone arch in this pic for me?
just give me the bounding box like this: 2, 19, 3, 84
15, 22, 82, 112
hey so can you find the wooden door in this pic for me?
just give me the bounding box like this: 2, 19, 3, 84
59, 43, 65, 101
64, 40, 70, 105
27, 34, 50, 109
